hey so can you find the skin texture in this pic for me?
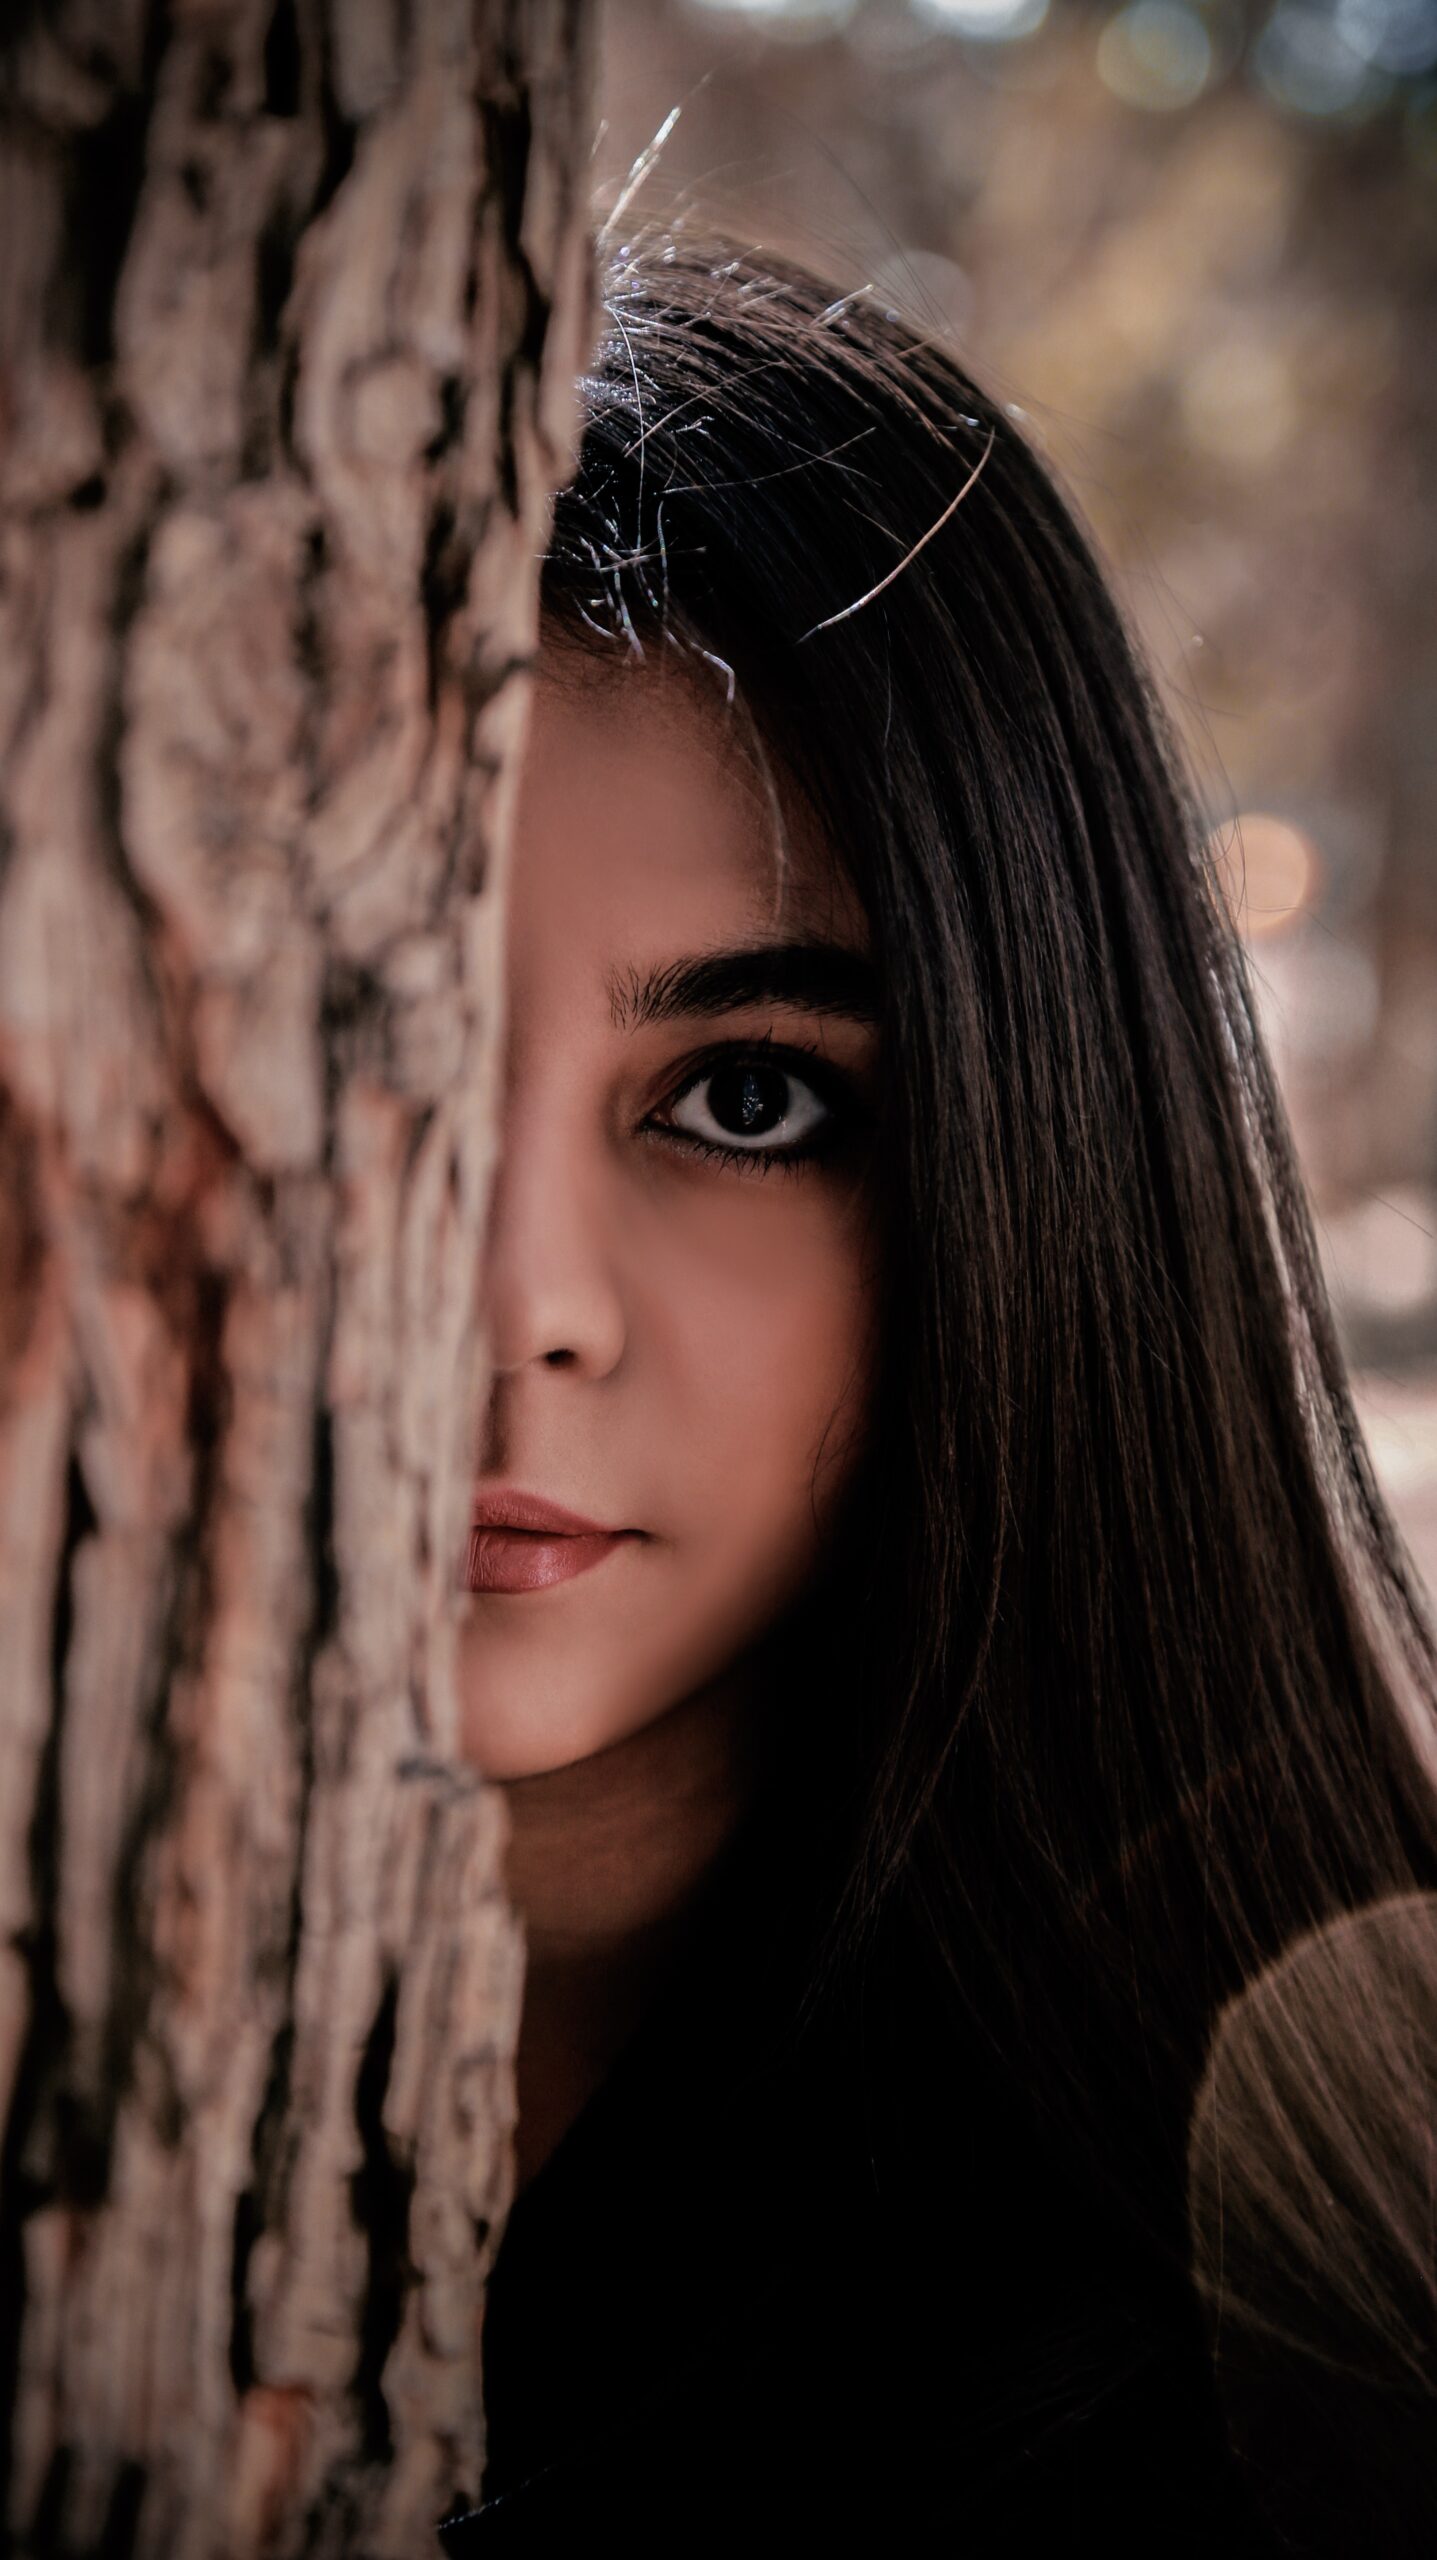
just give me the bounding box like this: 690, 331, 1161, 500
458, 647, 883, 2177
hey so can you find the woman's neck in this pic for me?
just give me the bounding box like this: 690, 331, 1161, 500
498, 1659, 771, 2190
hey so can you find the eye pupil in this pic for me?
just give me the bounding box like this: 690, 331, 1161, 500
710, 1063, 786, 1136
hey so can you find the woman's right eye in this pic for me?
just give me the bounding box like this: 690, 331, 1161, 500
648, 1047, 845, 1170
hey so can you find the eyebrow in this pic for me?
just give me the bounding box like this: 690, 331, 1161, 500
607, 940, 880, 1033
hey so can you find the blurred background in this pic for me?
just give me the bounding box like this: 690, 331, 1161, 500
596, 0, 1437, 1594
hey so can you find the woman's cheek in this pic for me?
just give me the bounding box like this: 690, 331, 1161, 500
661, 1187, 874, 1557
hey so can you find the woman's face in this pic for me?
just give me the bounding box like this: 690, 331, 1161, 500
457, 649, 882, 1779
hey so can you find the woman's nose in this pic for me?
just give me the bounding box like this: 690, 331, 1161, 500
481, 1104, 627, 1383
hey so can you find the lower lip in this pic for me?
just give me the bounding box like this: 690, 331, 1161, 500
465, 1527, 633, 1595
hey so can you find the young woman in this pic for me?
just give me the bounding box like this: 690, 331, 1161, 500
439, 231, 1437, 2552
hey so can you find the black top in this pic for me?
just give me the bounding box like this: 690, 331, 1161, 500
439, 1814, 1281, 2554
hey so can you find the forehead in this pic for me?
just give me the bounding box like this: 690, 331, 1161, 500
511, 649, 865, 956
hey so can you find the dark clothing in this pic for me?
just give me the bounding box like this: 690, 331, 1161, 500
440, 1821, 1278, 2555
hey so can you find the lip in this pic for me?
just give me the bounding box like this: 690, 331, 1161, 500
472, 1489, 619, 1537
466, 1487, 638, 1596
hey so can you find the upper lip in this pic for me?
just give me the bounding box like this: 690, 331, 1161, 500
470, 1488, 626, 1537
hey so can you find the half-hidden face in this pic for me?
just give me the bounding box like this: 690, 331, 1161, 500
458, 649, 882, 1778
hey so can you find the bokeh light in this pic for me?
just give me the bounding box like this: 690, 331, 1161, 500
1096, 0, 1216, 107
1180, 337, 1297, 469
684, 0, 857, 29
1253, 0, 1394, 114
1336, 0, 1437, 75
913, 0, 1051, 38
1323, 1187, 1437, 1322
1214, 811, 1323, 937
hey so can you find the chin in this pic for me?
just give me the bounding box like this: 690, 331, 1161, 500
458, 1684, 664, 1784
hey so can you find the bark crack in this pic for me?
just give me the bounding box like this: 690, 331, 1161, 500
56, 0, 171, 373
349, 1975, 414, 2464
0, 1450, 93, 2527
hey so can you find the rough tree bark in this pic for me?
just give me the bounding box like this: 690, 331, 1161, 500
0, 4, 592, 2552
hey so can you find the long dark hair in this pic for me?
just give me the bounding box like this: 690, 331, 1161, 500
537, 225, 1437, 2517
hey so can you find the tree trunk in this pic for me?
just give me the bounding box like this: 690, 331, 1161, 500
0, 5, 592, 2552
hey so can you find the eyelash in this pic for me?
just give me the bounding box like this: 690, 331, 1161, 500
642, 1035, 858, 1177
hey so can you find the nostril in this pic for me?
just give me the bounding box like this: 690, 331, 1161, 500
544, 1347, 578, 1369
